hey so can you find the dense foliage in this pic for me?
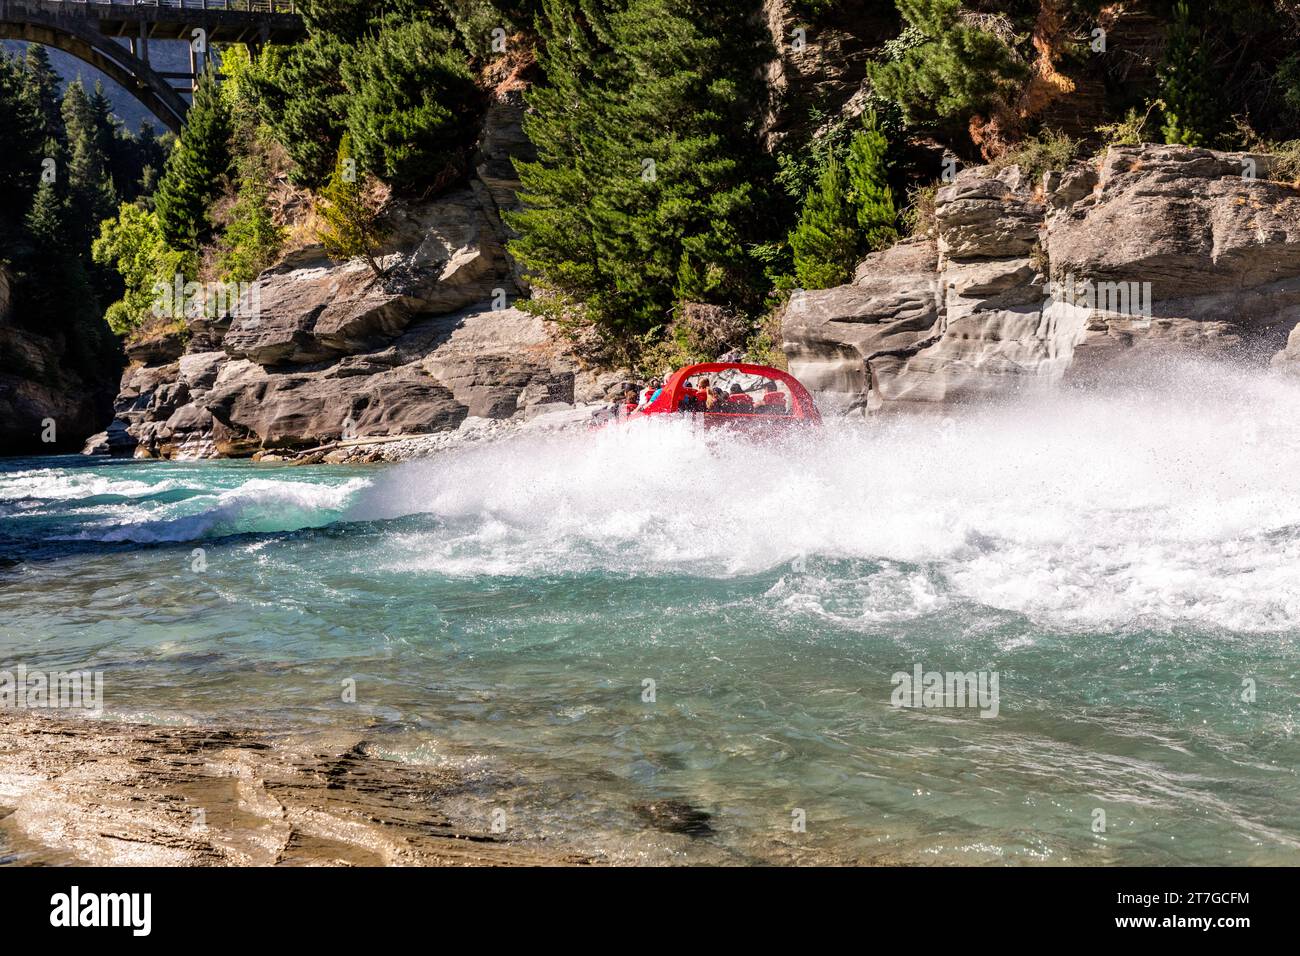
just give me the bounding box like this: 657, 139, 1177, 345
8, 0, 1300, 382
0, 48, 160, 377
507, 0, 777, 354
154, 75, 232, 249
789, 111, 899, 291
868, 0, 1027, 132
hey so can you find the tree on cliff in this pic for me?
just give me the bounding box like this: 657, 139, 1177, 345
154, 74, 232, 250
789, 111, 897, 290
1159, 2, 1221, 147
846, 110, 899, 252
317, 133, 387, 277
508, 0, 776, 345
789, 155, 857, 290
868, 0, 1026, 133
340, 19, 480, 191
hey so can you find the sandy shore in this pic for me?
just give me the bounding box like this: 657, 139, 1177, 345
0, 712, 592, 866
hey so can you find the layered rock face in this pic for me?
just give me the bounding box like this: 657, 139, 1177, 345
0, 267, 117, 454
760, 0, 898, 151
96, 93, 581, 460
783, 144, 1300, 412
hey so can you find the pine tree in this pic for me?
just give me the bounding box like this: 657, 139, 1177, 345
317, 133, 386, 276
89, 83, 117, 163
0, 52, 42, 241
154, 73, 232, 249
789, 155, 858, 291
845, 110, 898, 252
599, 0, 774, 321
507, 0, 776, 339
60, 80, 117, 251
507, 0, 610, 318
869, 0, 1026, 128
87, 80, 136, 198
1159, 2, 1221, 147
340, 19, 479, 190
22, 45, 64, 154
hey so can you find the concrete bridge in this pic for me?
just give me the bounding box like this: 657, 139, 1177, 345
0, 0, 305, 130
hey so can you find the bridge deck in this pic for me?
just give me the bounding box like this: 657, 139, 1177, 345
4, 0, 303, 42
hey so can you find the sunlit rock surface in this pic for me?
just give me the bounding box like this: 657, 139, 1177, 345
782, 144, 1300, 412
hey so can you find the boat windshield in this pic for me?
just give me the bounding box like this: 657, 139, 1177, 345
679, 372, 791, 415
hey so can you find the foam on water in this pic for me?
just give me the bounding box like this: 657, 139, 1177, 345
0, 469, 186, 503
343, 359, 1300, 632
77, 476, 373, 543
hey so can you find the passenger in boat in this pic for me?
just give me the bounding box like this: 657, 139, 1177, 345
760, 381, 787, 413
640, 377, 662, 407
678, 376, 710, 411
620, 384, 641, 417
725, 384, 754, 411
706, 387, 726, 411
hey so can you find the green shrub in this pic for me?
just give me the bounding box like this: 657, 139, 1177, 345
1158, 2, 1222, 147
92, 203, 194, 336
901, 182, 938, 238
989, 127, 1081, 183
868, 0, 1027, 128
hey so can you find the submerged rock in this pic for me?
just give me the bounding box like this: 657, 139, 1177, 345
632, 800, 715, 838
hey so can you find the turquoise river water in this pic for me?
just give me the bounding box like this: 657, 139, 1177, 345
2, 361, 1298, 864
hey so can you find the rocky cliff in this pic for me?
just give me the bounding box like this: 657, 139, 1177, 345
92, 93, 595, 461
0, 266, 117, 455
782, 144, 1300, 413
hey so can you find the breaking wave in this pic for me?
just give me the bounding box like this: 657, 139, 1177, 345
66, 477, 372, 544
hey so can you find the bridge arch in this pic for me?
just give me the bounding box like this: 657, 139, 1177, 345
1, 11, 190, 130
0, 0, 303, 132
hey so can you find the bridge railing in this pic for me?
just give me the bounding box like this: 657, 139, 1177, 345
34, 0, 298, 13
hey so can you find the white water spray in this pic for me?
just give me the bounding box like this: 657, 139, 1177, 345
346, 359, 1300, 632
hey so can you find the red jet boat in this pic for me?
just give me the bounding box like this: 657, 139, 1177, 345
626, 362, 821, 430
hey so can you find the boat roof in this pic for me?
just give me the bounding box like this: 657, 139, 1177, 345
643, 362, 822, 421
